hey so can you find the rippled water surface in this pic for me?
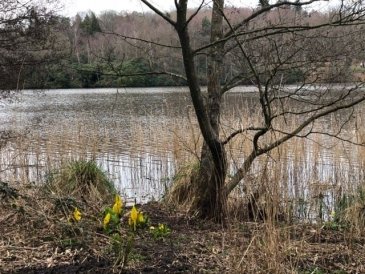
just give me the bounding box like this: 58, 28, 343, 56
0, 87, 364, 211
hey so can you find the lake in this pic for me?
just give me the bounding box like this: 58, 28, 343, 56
0, 87, 364, 218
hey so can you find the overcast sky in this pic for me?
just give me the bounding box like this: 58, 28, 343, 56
63, 0, 262, 16
62, 0, 332, 17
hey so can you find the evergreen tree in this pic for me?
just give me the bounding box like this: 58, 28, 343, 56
259, 0, 270, 8
81, 12, 101, 35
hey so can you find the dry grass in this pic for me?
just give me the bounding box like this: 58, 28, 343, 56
163, 161, 199, 210
0, 182, 109, 272
2, 183, 365, 273
45, 160, 116, 207
0, 99, 364, 272
228, 220, 365, 273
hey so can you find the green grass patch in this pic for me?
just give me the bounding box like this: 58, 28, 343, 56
45, 160, 116, 203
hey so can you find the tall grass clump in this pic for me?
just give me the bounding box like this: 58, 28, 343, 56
331, 186, 365, 234
45, 160, 116, 204
164, 161, 200, 210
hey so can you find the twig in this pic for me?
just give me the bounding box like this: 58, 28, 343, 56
236, 235, 257, 270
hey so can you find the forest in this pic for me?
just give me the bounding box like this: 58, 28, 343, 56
5, 6, 365, 89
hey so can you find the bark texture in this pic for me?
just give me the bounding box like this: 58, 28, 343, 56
175, 0, 228, 222
191, 0, 228, 222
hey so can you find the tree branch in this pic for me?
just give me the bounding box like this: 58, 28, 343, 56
225, 90, 365, 193
222, 127, 266, 145
194, 8, 365, 55
140, 0, 176, 26
226, 0, 319, 37
101, 31, 181, 49
186, 0, 207, 27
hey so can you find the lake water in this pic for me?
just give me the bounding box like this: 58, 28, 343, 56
0, 87, 364, 217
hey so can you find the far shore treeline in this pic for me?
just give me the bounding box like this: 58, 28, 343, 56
7, 8, 365, 89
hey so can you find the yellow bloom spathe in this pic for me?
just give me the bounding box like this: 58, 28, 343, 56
103, 212, 111, 229
73, 207, 82, 222
138, 212, 145, 224
128, 205, 139, 231
112, 195, 122, 215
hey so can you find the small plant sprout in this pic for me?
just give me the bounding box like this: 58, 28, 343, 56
159, 223, 167, 231
73, 207, 82, 222
330, 210, 336, 220
150, 223, 171, 239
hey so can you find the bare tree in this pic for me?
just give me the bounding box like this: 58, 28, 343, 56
130, 0, 365, 222
0, 0, 64, 92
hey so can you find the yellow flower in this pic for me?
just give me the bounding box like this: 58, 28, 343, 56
138, 212, 145, 224
103, 212, 111, 229
112, 195, 122, 215
128, 205, 139, 231
73, 207, 82, 222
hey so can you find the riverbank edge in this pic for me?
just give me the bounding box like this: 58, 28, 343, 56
1, 182, 365, 273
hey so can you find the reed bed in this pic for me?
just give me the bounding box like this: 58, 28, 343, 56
1, 102, 364, 220
1, 94, 365, 273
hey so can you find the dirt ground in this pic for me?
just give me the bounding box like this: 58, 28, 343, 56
1, 183, 365, 273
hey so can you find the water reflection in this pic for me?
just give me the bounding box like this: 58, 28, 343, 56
0, 87, 364, 217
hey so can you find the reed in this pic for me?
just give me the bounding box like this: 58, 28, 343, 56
0, 98, 364, 272
1, 104, 364, 220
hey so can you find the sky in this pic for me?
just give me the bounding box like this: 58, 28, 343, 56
62, 0, 258, 17
62, 0, 334, 17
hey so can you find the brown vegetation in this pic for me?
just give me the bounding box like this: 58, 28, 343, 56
0, 102, 364, 272
1, 182, 365, 273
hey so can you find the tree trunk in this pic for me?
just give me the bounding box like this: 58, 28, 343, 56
173, 0, 227, 222
192, 142, 227, 222
190, 0, 228, 222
